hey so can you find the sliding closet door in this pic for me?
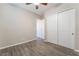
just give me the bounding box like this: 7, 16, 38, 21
58, 9, 75, 49
46, 14, 57, 44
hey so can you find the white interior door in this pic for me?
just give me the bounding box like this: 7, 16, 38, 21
36, 19, 45, 39
46, 14, 57, 44
58, 9, 75, 49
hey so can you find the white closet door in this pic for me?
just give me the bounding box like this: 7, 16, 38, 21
46, 14, 57, 44
58, 9, 75, 49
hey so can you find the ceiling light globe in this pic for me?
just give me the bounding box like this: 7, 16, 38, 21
33, 3, 40, 5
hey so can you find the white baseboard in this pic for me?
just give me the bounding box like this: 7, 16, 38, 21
0, 38, 36, 50
74, 49, 79, 53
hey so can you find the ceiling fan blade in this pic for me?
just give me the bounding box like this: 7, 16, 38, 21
26, 3, 32, 5
41, 3, 48, 5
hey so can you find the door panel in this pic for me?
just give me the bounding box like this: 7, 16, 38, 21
46, 14, 57, 44
58, 9, 75, 49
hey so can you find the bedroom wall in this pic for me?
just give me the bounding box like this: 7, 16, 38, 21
0, 4, 40, 49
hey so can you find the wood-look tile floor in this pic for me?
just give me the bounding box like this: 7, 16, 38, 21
0, 39, 79, 56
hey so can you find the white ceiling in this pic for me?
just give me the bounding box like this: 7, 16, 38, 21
11, 3, 61, 16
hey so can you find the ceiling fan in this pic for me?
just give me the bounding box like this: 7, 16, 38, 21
26, 3, 48, 9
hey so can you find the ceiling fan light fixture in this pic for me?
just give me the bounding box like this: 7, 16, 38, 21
33, 3, 40, 5
25, 3, 48, 10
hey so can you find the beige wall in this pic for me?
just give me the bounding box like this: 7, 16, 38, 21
0, 4, 40, 48
44, 3, 79, 50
